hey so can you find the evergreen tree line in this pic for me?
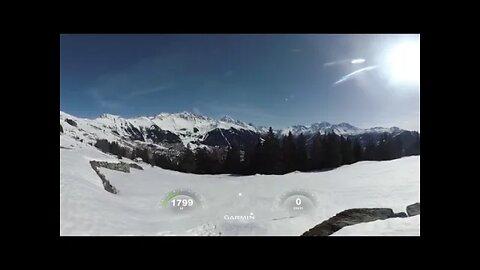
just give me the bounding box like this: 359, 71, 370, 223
178, 128, 420, 175
94, 140, 178, 170
94, 128, 420, 175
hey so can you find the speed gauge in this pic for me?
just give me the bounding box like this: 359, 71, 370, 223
277, 190, 317, 216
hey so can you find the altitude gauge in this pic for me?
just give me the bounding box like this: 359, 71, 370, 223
278, 190, 317, 216
161, 189, 202, 214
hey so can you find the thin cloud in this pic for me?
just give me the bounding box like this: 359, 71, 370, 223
351, 58, 365, 64
90, 88, 123, 109
129, 86, 169, 97
333, 65, 379, 86
192, 107, 202, 115
284, 93, 295, 102
324, 58, 366, 67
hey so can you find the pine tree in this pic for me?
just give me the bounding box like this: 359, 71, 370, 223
392, 136, 404, 159
281, 132, 296, 173
376, 133, 391, 160
364, 142, 377, 160
249, 138, 264, 174
224, 142, 241, 174
311, 133, 327, 170
179, 148, 196, 173
325, 132, 342, 168
94, 139, 110, 153
195, 147, 212, 174
263, 127, 281, 174
149, 150, 156, 167
341, 136, 354, 165
295, 133, 308, 171
353, 139, 363, 162
414, 132, 420, 155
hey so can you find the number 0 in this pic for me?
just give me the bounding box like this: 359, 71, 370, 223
296, 198, 302, 205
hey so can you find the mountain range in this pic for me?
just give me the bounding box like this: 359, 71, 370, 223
60, 111, 416, 158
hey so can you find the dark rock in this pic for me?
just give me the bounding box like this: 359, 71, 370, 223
146, 125, 181, 144
124, 123, 144, 141
129, 163, 143, 170
94, 139, 110, 153
60, 124, 63, 133
193, 127, 199, 133
392, 212, 408, 218
90, 160, 130, 173
65, 119, 77, 127
302, 208, 395, 236
202, 128, 260, 148
406, 202, 420, 216
89, 161, 119, 194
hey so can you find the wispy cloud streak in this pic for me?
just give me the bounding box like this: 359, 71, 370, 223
333, 65, 379, 86
129, 86, 169, 97
324, 58, 366, 67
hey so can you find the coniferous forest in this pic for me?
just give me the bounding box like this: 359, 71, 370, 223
95, 127, 420, 175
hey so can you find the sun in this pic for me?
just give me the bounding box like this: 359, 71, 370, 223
385, 40, 420, 84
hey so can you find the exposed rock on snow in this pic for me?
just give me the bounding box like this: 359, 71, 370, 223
302, 203, 419, 236
302, 208, 397, 236
129, 163, 143, 170
392, 212, 408, 218
65, 119, 78, 127
406, 202, 420, 216
89, 161, 119, 194
91, 160, 131, 173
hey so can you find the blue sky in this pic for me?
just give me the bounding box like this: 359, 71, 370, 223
60, 34, 420, 130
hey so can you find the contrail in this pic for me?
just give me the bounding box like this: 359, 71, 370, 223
333, 65, 379, 86
324, 58, 365, 67
351, 58, 365, 64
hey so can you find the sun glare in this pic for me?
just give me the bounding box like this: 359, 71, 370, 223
386, 41, 420, 84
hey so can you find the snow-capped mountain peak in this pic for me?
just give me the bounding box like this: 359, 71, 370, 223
220, 115, 236, 122
99, 113, 121, 119
60, 110, 409, 155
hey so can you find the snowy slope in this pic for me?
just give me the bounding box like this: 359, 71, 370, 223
60, 133, 420, 236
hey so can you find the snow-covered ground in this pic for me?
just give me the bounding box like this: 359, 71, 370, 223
60, 134, 420, 236
332, 215, 420, 236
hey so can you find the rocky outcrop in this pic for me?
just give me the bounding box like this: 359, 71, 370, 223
60, 124, 63, 133
202, 128, 260, 148
124, 123, 144, 141
90, 160, 130, 173
406, 202, 420, 216
65, 119, 77, 127
302, 208, 396, 236
129, 163, 143, 170
146, 125, 182, 144
89, 160, 146, 193
392, 212, 408, 218
302, 203, 420, 236
89, 161, 119, 194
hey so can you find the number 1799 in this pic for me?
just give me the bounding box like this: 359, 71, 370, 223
171, 199, 193, 207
